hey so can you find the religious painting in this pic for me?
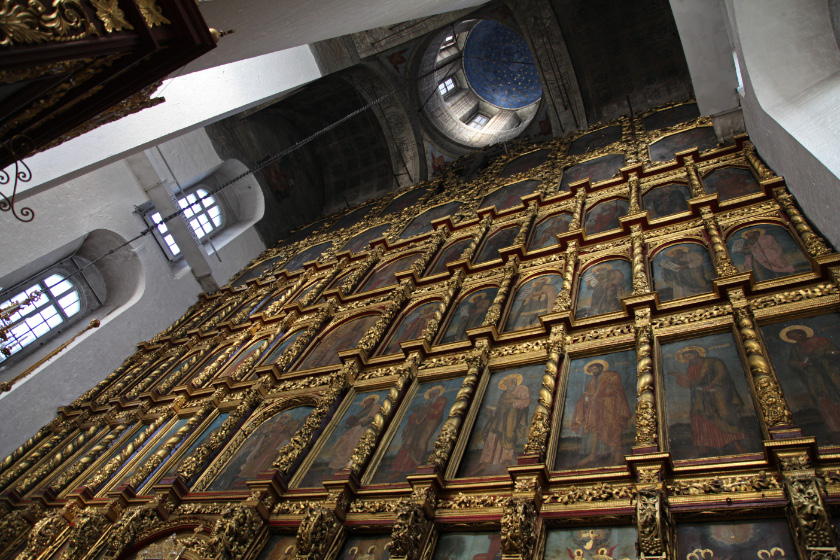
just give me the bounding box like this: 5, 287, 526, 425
760, 313, 840, 445
161, 413, 229, 479
544, 527, 638, 560
234, 255, 285, 286
529, 213, 572, 251
340, 224, 390, 254
554, 350, 636, 470
293, 282, 319, 303
474, 227, 518, 264
500, 149, 552, 178
727, 224, 811, 281
567, 125, 622, 156
584, 198, 628, 235
330, 204, 375, 232
378, 302, 439, 355
642, 102, 700, 131
559, 154, 626, 190
336, 535, 392, 560
382, 186, 430, 215
370, 376, 463, 484
575, 260, 631, 318
425, 238, 472, 276
297, 390, 390, 487
478, 180, 540, 212
661, 332, 763, 461
218, 339, 266, 378
113, 417, 189, 490
439, 287, 498, 344
297, 315, 380, 370
207, 406, 312, 492
401, 202, 463, 239
432, 532, 501, 560
503, 274, 563, 331
702, 166, 761, 201
649, 126, 717, 161
457, 364, 544, 477
283, 242, 331, 273
359, 254, 418, 292
651, 243, 715, 301
255, 535, 298, 560
261, 331, 305, 369
676, 520, 797, 560
642, 183, 691, 219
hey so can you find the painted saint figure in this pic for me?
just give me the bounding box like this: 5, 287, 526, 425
570, 360, 632, 466
730, 227, 809, 281
505, 276, 560, 330
580, 263, 627, 317
780, 325, 840, 435
476, 374, 532, 472
391, 385, 448, 474
440, 289, 496, 344
655, 245, 714, 300
328, 394, 381, 471
668, 346, 747, 455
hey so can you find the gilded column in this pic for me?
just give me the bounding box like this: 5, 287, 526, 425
634, 309, 657, 447
229, 330, 283, 382
390, 499, 433, 560
631, 225, 650, 295
95, 351, 161, 405
700, 208, 738, 276
500, 497, 538, 560
272, 300, 335, 374
773, 186, 831, 257
523, 324, 565, 458
730, 289, 793, 428
422, 270, 465, 344
744, 140, 774, 181
685, 157, 704, 198
191, 329, 252, 387
569, 190, 586, 230
553, 242, 577, 312
200, 290, 249, 333
512, 201, 539, 247
635, 488, 672, 560
155, 345, 213, 394
357, 280, 413, 354
265, 272, 312, 316
296, 506, 343, 560
13, 425, 99, 495
427, 339, 490, 470
458, 215, 492, 262
341, 246, 384, 295
410, 226, 448, 277
300, 257, 348, 307
628, 173, 641, 214
70, 352, 143, 407
0, 417, 80, 493
482, 256, 518, 327
784, 475, 840, 558
124, 347, 189, 400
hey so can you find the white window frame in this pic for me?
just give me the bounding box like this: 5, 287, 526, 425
438, 77, 457, 96
468, 112, 490, 130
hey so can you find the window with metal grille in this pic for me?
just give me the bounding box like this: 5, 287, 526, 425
143, 187, 225, 261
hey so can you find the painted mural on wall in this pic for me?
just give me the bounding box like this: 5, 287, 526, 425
529, 213, 572, 250
439, 287, 498, 344
283, 242, 332, 273
378, 302, 439, 355
457, 364, 543, 477
544, 527, 637, 560
555, 350, 636, 470
661, 333, 763, 461
559, 154, 625, 190
382, 185, 430, 215
503, 274, 563, 331
359, 254, 418, 292
401, 202, 463, 239
584, 198, 628, 235
336, 535, 392, 560
727, 224, 811, 281
642, 183, 691, 219
676, 520, 797, 560
426, 238, 471, 276
162, 413, 229, 478
263, 331, 305, 368
567, 125, 622, 156
649, 126, 717, 161
702, 166, 761, 200
474, 227, 518, 264
479, 180, 540, 212
340, 224, 390, 254
432, 532, 501, 560
370, 376, 463, 484
255, 535, 298, 560
500, 149, 551, 178
297, 315, 380, 370
298, 390, 389, 487
760, 313, 840, 445
575, 260, 631, 318
206, 407, 312, 491
651, 243, 715, 301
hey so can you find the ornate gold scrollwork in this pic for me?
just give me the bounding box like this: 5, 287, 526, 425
203, 504, 264, 560
459, 214, 492, 263
685, 157, 704, 198
389, 500, 432, 560
16, 504, 71, 560
636, 488, 671, 560
482, 256, 518, 327
500, 497, 537, 559
89, 0, 132, 32
523, 324, 564, 457
552, 241, 577, 312
628, 173, 642, 214
513, 201, 539, 247
700, 208, 738, 276
411, 226, 448, 277
357, 280, 413, 353
634, 312, 657, 446
631, 225, 650, 294
785, 476, 840, 558
296, 506, 343, 560
341, 246, 384, 295
57, 508, 110, 560
421, 269, 464, 344
14, 424, 98, 495
136, 0, 170, 27
743, 141, 774, 181
0, 0, 97, 47
773, 187, 831, 258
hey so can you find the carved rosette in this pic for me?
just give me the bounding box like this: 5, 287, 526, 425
482, 256, 518, 327
296, 506, 343, 560
500, 497, 537, 559
427, 339, 489, 470
785, 477, 840, 557
634, 316, 657, 446
773, 187, 831, 258
341, 246, 384, 295
631, 225, 650, 294
701, 208, 738, 276
389, 500, 432, 560
524, 324, 565, 457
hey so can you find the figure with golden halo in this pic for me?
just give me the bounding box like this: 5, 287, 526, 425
656, 245, 713, 299
329, 394, 381, 471
570, 359, 632, 466
582, 263, 627, 317
389, 385, 449, 479
507, 275, 560, 330
780, 324, 840, 438
668, 346, 747, 455
731, 227, 806, 281
473, 373, 532, 474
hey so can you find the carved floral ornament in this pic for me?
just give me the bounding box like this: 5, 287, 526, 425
5, 104, 840, 560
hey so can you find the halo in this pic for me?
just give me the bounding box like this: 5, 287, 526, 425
780, 325, 814, 343
367, 546, 376, 554
675, 345, 706, 363
584, 359, 609, 373
666, 246, 689, 257
591, 262, 613, 273
349, 548, 358, 556
284, 546, 296, 554
740, 227, 765, 239
469, 291, 487, 303
498, 373, 523, 390
360, 394, 380, 406
424, 385, 446, 400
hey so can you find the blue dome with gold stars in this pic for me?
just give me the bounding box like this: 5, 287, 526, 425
463, 20, 542, 110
